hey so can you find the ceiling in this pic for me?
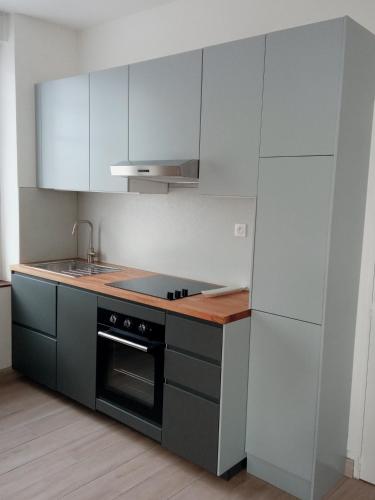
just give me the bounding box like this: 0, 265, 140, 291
0, 0, 176, 29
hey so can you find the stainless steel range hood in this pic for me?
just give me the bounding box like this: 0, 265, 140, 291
110, 160, 199, 184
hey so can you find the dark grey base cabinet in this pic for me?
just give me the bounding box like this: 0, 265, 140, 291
162, 313, 250, 477
57, 286, 97, 409
12, 273, 57, 390
11, 273, 97, 408
11, 272, 251, 479
12, 324, 57, 390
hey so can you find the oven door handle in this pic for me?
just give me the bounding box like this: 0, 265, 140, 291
98, 331, 149, 352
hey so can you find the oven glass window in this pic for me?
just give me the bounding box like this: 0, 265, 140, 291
105, 343, 155, 407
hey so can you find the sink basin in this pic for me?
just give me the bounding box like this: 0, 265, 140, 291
28, 260, 122, 278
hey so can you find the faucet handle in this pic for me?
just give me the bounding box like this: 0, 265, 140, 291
87, 248, 97, 264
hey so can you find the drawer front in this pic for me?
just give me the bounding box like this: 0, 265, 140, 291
98, 295, 165, 325
12, 273, 57, 335
162, 384, 219, 474
165, 349, 221, 401
166, 314, 222, 363
12, 324, 57, 390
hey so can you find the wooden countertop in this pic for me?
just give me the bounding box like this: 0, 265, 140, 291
10, 262, 251, 325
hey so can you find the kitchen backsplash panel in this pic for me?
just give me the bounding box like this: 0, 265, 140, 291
77, 190, 255, 286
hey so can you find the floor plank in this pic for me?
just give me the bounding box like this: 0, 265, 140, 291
0, 373, 374, 500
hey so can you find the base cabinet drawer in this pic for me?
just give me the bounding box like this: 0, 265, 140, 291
162, 384, 219, 474
166, 314, 222, 363
165, 349, 221, 401
12, 273, 56, 335
12, 325, 56, 390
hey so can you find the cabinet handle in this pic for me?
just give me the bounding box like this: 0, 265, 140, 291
98, 331, 148, 352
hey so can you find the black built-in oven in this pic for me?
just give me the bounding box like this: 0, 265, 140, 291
97, 308, 165, 425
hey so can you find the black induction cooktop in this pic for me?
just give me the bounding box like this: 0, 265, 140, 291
107, 274, 220, 300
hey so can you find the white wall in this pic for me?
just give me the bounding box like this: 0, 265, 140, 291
19, 188, 78, 263
78, 0, 375, 474
0, 12, 8, 41
0, 15, 18, 370
0, 14, 19, 281
78, 191, 255, 285
79, 0, 375, 71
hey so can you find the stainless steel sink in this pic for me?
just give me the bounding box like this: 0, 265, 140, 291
28, 259, 122, 278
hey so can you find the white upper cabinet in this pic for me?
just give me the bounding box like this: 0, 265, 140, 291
129, 50, 202, 161
89, 66, 128, 193
199, 36, 265, 196
36, 75, 90, 191
260, 18, 344, 157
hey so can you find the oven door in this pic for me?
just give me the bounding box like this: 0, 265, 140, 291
97, 329, 164, 424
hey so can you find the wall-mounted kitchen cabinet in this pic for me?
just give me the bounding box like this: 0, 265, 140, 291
252, 156, 334, 324
36, 74, 90, 191
199, 37, 265, 196
260, 18, 344, 157
129, 50, 202, 161
36, 68, 167, 194
89, 66, 129, 193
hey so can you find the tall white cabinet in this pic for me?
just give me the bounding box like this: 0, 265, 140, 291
247, 17, 375, 500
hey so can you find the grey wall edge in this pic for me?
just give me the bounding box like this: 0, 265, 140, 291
217, 317, 250, 475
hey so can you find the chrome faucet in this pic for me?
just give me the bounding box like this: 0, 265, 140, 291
72, 220, 97, 264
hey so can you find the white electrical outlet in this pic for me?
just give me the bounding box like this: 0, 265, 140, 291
234, 223, 247, 238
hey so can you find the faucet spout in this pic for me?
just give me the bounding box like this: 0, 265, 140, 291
72, 220, 96, 263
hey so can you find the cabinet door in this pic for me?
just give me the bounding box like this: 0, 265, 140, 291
90, 66, 128, 192
246, 312, 321, 494
36, 74, 89, 190
252, 157, 333, 324
12, 325, 57, 390
260, 19, 344, 157
12, 273, 56, 335
57, 286, 97, 409
162, 383, 219, 474
199, 37, 265, 196
129, 50, 202, 161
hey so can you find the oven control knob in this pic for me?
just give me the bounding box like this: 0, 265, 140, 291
109, 314, 118, 325
123, 318, 132, 329
167, 291, 174, 300
138, 322, 147, 334
182, 288, 188, 297
174, 290, 181, 299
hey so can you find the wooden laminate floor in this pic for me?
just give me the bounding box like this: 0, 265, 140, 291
0, 371, 373, 500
